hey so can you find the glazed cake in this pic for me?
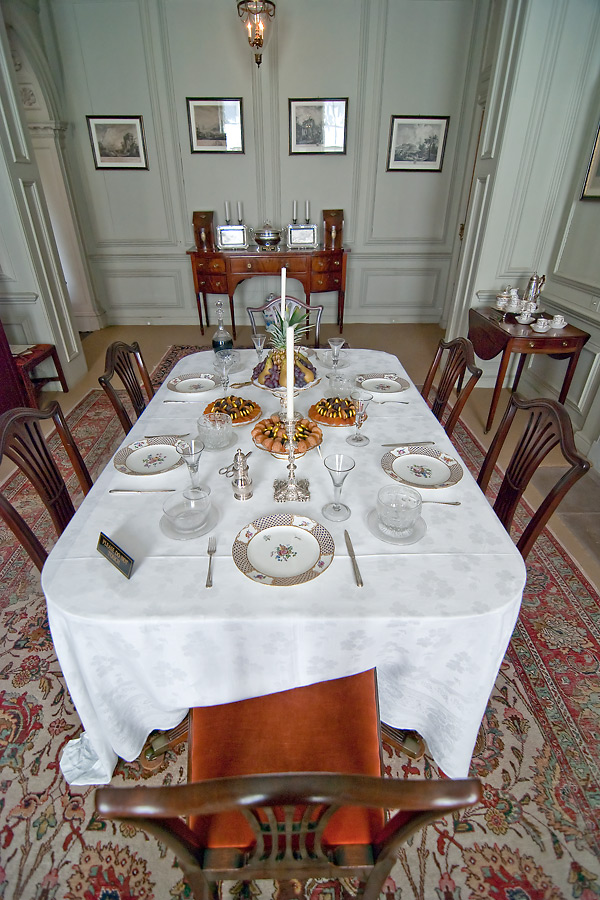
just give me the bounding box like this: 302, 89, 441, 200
308, 396, 356, 426
204, 395, 261, 424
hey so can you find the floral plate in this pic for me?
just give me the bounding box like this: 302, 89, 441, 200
381, 445, 463, 489
355, 373, 410, 396
232, 514, 335, 586
113, 436, 183, 476
166, 373, 217, 394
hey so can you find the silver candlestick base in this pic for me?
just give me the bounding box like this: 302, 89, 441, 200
274, 415, 310, 502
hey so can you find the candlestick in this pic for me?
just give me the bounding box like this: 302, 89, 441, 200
305, 200, 310, 223
280, 267, 286, 319
273, 413, 310, 502
286, 327, 295, 422
292, 200, 297, 223
237, 201, 243, 223
224, 201, 231, 223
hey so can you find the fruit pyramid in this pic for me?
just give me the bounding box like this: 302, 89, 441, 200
252, 306, 318, 388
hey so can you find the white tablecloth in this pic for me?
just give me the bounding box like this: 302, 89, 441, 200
41, 349, 525, 785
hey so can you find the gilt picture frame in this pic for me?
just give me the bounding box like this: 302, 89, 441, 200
289, 98, 348, 155
580, 121, 600, 200
386, 115, 449, 172
86, 116, 148, 170
187, 98, 244, 153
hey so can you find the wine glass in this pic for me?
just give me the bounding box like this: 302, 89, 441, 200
347, 389, 373, 447
328, 337, 345, 370
175, 437, 204, 489
214, 349, 237, 394
252, 333, 267, 363
322, 454, 355, 521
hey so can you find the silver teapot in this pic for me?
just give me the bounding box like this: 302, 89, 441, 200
523, 272, 545, 306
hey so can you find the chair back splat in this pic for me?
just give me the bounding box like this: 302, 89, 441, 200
421, 337, 482, 437
247, 295, 324, 349
98, 340, 155, 435
477, 394, 590, 559
0, 402, 92, 570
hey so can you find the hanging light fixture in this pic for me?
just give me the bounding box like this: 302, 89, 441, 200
237, 1, 276, 68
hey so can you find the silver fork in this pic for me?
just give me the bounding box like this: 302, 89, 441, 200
206, 536, 216, 588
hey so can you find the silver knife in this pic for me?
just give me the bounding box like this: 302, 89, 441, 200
109, 489, 176, 494
381, 441, 435, 447
344, 530, 363, 588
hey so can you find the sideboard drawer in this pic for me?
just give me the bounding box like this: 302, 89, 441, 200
311, 272, 342, 291
312, 252, 343, 273
194, 256, 226, 274
195, 275, 228, 293
228, 254, 308, 275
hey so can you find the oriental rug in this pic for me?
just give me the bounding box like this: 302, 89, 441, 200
0, 345, 598, 900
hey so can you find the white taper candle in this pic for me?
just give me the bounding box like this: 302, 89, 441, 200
224, 201, 230, 222
305, 200, 310, 222
237, 201, 243, 223
286, 326, 295, 421
293, 200, 297, 222
280, 267, 286, 319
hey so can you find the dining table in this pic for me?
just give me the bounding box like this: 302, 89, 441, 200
41, 347, 526, 786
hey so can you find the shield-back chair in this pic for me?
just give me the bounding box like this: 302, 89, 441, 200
421, 337, 482, 437
247, 295, 324, 348
98, 340, 155, 435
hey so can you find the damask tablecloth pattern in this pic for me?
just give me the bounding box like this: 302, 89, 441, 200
42, 349, 526, 785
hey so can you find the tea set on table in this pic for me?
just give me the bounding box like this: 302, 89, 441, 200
495, 273, 567, 332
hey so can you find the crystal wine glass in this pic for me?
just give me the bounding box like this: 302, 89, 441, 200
175, 437, 204, 489
252, 333, 267, 363
328, 337, 345, 370
347, 389, 373, 447
322, 453, 355, 521
214, 349, 237, 394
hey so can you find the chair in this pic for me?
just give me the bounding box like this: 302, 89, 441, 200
477, 394, 590, 560
97, 670, 481, 900
98, 341, 155, 435
0, 402, 92, 571
421, 337, 482, 437
247, 295, 323, 348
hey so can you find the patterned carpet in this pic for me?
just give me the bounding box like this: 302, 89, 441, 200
0, 345, 598, 900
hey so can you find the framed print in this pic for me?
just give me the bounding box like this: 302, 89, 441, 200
86, 116, 148, 169
286, 224, 319, 249
216, 225, 249, 250
386, 116, 449, 172
289, 98, 347, 155
187, 98, 244, 153
581, 122, 600, 199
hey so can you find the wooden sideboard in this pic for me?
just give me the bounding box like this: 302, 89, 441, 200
187, 247, 348, 338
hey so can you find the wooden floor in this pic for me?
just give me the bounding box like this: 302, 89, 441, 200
9, 322, 600, 589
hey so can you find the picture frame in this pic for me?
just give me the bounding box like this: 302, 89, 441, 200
580, 121, 600, 200
286, 224, 319, 249
86, 116, 148, 170
187, 98, 244, 153
289, 98, 348, 155
386, 115, 449, 172
216, 225, 249, 250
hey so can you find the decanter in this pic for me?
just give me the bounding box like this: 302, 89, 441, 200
212, 299, 234, 353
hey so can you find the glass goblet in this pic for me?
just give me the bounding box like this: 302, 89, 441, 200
322, 453, 355, 522
347, 389, 373, 447
175, 437, 204, 489
252, 333, 267, 363
214, 349, 237, 394
328, 337, 345, 370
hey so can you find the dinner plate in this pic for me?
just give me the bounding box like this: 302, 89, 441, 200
167, 373, 217, 394
355, 373, 410, 396
114, 437, 184, 476
366, 510, 427, 545
159, 505, 219, 541
317, 350, 349, 369
232, 514, 335, 585
381, 446, 463, 489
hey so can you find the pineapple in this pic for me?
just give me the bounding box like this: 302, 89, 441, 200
253, 306, 318, 388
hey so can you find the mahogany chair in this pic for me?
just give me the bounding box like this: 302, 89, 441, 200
477, 394, 590, 560
247, 295, 324, 348
96, 671, 482, 900
421, 337, 482, 437
0, 402, 92, 571
98, 341, 155, 435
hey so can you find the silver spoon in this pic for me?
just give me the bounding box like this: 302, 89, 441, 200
421, 500, 461, 506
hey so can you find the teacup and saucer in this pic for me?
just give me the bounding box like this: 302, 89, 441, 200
516, 313, 534, 324
531, 318, 551, 333
551, 315, 567, 329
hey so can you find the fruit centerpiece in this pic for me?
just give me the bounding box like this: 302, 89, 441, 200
252, 306, 318, 389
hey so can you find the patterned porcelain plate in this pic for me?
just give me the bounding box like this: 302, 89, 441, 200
232, 514, 335, 586
355, 373, 410, 396
167, 373, 216, 394
381, 445, 463, 489
113, 436, 183, 476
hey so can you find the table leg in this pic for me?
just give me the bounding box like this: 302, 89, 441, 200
558, 349, 581, 404
512, 353, 528, 392
485, 346, 512, 434
50, 347, 69, 393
